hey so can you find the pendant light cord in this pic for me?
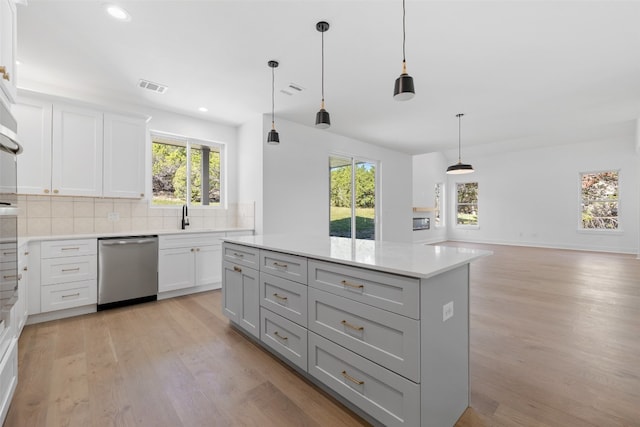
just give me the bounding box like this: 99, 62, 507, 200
271, 65, 275, 129
457, 113, 463, 163
402, 0, 406, 63
321, 29, 325, 106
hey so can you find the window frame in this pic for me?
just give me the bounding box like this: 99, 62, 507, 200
328, 153, 380, 241
455, 181, 479, 229
150, 130, 226, 209
578, 169, 620, 232
434, 182, 444, 228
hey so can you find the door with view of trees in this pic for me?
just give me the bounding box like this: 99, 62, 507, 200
329, 156, 377, 240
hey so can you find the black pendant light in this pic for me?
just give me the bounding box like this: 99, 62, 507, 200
393, 0, 415, 101
315, 21, 331, 129
446, 113, 474, 174
266, 60, 280, 144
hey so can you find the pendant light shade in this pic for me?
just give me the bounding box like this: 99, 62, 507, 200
446, 113, 474, 174
315, 21, 331, 129
267, 60, 280, 145
393, 0, 415, 101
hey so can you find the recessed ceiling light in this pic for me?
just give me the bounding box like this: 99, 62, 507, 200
15, 60, 21, 66
104, 4, 131, 22
198, 107, 208, 112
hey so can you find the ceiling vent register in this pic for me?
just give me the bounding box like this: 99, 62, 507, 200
138, 79, 168, 94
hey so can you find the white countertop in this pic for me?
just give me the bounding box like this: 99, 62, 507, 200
18, 228, 253, 246
223, 234, 492, 279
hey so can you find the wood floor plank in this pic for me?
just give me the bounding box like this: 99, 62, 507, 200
5, 243, 640, 427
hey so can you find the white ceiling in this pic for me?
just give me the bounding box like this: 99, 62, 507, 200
15, 0, 640, 155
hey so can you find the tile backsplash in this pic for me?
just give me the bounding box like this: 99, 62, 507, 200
17, 195, 255, 237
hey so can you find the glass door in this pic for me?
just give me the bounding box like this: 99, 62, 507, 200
329, 155, 377, 240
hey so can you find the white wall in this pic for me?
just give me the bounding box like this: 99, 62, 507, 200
254, 116, 413, 242
237, 115, 264, 233
445, 135, 638, 253
412, 152, 448, 244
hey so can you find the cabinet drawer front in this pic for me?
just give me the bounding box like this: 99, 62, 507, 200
308, 260, 419, 319
159, 232, 225, 250
222, 243, 259, 269
41, 239, 97, 258
309, 288, 419, 382
41, 255, 97, 285
41, 280, 97, 312
260, 308, 308, 371
260, 250, 307, 284
308, 332, 420, 427
0, 243, 17, 263
260, 272, 307, 327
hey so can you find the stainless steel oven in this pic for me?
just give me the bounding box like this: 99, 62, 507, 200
0, 100, 23, 346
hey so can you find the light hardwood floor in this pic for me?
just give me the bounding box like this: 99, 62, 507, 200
4, 243, 640, 426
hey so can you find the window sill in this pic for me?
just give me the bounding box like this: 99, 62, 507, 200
455, 225, 479, 230
576, 228, 623, 236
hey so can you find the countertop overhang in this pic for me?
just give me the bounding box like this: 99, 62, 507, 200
223, 234, 492, 279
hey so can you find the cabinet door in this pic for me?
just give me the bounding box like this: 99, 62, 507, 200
13, 99, 53, 195
158, 248, 195, 292
103, 113, 146, 198
51, 103, 103, 196
0, 0, 17, 103
195, 244, 222, 288
222, 261, 259, 338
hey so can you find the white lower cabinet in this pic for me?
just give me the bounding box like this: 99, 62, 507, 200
222, 260, 259, 338
309, 332, 420, 427
0, 338, 17, 424
158, 233, 224, 293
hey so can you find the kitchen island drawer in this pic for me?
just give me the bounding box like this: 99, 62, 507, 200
308, 332, 420, 427
260, 250, 307, 284
41, 239, 97, 258
41, 279, 97, 312
260, 272, 307, 327
260, 307, 307, 371
309, 287, 420, 382
41, 255, 97, 285
308, 260, 419, 319
222, 243, 259, 269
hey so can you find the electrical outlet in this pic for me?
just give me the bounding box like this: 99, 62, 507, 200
107, 212, 120, 222
443, 301, 454, 322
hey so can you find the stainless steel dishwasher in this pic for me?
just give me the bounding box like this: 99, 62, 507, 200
98, 235, 158, 310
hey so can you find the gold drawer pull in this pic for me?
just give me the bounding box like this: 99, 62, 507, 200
233, 252, 244, 257
341, 280, 364, 289
274, 331, 288, 340
273, 293, 288, 301
341, 370, 364, 385
3, 274, 18, 280
233, 266, 242, 273
273, 262, 288, 268
2, 251, 16, 256
61, 293, 80, 299
341, 320, 364, 332
61, 247, 80, 251
62, 268, 80, 272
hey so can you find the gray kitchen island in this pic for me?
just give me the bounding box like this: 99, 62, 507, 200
221, 235, 491, 427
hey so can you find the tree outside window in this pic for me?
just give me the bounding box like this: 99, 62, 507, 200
456, 182, 478, 226
151, 135, 222, 206
581, 171, 618, 230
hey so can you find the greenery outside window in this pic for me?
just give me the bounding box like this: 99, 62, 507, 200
434, 182, 444, 227
456, 182, 478, 226
151, 133, 223, 206
580, 170, 619, 230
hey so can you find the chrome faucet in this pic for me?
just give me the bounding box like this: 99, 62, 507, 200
181, 204, 190, 229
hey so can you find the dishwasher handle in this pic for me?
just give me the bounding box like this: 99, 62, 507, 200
100, 238, 157, 246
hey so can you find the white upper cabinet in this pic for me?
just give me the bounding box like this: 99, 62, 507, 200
51, 103, 103, 197
103, 113, 146, 198
0, 0, 17, 104
13, 98, 52, 195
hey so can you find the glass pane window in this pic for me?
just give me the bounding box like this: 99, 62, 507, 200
456, 182, 478, 226
329, 155, 377, 240
580, 171, 619, 230
434, 182, 443, 227
152, 135, 223, 207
